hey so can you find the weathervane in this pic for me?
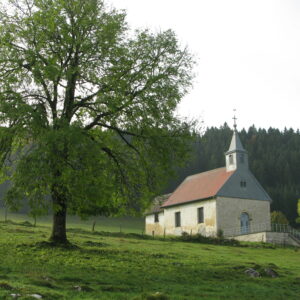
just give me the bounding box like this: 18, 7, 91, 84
233, 109, 237, 131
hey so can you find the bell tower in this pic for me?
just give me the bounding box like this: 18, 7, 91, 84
225, 114, 249, 172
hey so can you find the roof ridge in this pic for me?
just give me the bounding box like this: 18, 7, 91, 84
185, 166, 226, 181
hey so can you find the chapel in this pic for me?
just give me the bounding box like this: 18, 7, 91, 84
145, 123, 273, 239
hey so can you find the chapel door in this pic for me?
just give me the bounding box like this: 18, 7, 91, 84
240, 212, 250, 234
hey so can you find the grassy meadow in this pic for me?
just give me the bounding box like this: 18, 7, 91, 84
0, 209, 144, 234
0, 212, 299, 299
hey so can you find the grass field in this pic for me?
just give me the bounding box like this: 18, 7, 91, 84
0, 215, 299, 299
0, 209, 145, 234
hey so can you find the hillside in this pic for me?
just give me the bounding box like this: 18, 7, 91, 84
0, 218, 299, 299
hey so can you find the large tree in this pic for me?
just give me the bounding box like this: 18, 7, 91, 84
0, 0, 195, 243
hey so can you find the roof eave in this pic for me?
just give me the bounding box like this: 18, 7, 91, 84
216, 194, 272, 202
161, 196, 216, 209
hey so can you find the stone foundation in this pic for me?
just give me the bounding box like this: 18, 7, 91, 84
231, 231, 300, 247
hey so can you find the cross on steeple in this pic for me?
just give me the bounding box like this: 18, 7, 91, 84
233, 109, 237, 131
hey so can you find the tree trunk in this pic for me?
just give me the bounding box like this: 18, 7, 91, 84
50, 194, 68, 244
49, 134, 69, 244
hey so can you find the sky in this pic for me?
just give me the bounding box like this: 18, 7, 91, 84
109, 0, 300, 131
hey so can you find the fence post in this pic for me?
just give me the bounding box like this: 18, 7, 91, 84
4, 206, 8, 222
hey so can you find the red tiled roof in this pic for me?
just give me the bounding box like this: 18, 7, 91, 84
162, 167, 234, 208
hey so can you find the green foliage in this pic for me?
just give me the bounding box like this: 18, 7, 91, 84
271, 211, 289, 225
0, 0, 195, 240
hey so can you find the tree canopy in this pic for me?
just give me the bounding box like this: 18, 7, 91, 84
0, 0, 195, 243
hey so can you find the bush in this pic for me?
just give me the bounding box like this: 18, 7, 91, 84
176, 233, 240, 246
217, 229, 224, 239
181, 231, 189, 237
271, 211, 289, 225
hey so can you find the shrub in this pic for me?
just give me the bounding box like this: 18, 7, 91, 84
176, 233, 240, 246
271, 211, 289, 225
217, 229, 224, 239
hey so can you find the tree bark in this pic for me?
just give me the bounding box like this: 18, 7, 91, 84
50, 194, 68, 244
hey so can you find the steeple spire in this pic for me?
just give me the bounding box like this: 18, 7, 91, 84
225, 112, 248, 172
227, 130, 246, 153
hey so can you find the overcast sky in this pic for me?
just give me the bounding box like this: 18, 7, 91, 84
110, 0, 300, 131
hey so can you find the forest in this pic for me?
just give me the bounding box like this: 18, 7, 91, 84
165, 124, 300, 226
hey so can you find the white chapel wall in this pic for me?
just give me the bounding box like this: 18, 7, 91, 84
216, 196, 271, 237
164, 198, 217, 236
145, 212, 165, 236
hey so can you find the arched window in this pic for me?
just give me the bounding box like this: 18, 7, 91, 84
240, 212, 250, 234
229, 154, 234, 165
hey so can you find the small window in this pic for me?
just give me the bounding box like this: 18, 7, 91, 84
154, 213, 159, 223
198, 207, 204, 223
240, 180, 247, 188
229, 154, 234, 165
175, 212, 181, 227
240, 154, 244, 163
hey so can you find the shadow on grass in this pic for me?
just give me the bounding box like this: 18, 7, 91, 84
30, 279, 56, 289
0, 220, 35, 227
34, 241, 80, 250
83, 240, 109, 247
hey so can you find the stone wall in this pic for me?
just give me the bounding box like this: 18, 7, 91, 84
216, 196, 271, 236
232, 231, 300, 247
265, 232, 300, 247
